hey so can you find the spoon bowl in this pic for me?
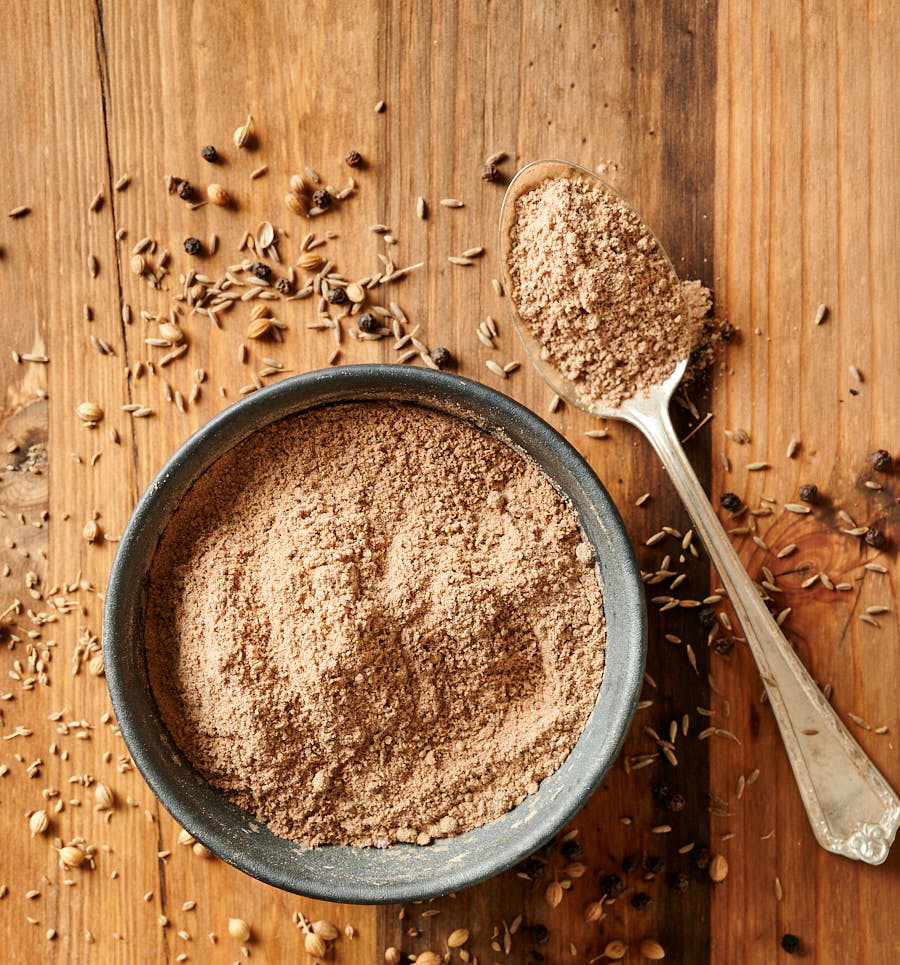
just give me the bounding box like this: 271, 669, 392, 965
498, 158, 689, 422
497, 159, 900, 865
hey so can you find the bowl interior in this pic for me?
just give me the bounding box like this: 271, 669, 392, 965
103, 365, 646, 904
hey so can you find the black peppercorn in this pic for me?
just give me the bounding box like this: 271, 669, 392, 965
666, 792, 686, 812
651, 779, 669, 802
630, 891, 652, 910
326, 287, 348, 305
869, 449, 893, 472
480, 163, 499, 181
599, 873, 623, 898
533, 924, 550, 946
250, 262, 271, 281
669, 871, 689, 892
798, 483, 818, 503
561, 840, 583, 862
865, 526, 886, 548
720, 492, 742, 512
781, 934, 800, 954
698, 606, 717, 629
357, 313, 377, 333
430, 345, 451, 367
183, 237, 202, 256
692, 847, 711, 870
621, 855, 639, 874
712, 637, 735, 656
312, 188, 331, 209
644, 856, 665, 876
201, 145, 218, 163
275, 277, 292, 294
719, 321, 737, 341
345, 150, 362, 168
176, 179, 194, 200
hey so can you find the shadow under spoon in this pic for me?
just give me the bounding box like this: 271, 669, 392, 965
497, 158, 900, 865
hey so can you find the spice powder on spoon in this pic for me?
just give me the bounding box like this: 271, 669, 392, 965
507, 175, 707, 407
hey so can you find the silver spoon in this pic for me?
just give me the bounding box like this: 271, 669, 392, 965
498, 158, 900, 865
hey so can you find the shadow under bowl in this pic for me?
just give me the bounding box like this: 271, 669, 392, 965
102, 364, 646, 904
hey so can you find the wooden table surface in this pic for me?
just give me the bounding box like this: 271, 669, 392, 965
1, 1, 897, 962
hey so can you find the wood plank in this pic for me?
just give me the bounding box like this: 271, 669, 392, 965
711, 0, 900, 962
1, 0, 897, 962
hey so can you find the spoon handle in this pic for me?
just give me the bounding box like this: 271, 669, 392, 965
630, 403, 900, 864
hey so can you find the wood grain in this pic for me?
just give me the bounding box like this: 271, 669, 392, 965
0, 1, 896, 963
710, 1, 900, 962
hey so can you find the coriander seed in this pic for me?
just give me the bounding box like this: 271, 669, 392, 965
480, 163, 499, 181
227, 918, 250, 942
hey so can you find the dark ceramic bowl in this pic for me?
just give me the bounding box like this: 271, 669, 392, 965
103, 365, 646, 904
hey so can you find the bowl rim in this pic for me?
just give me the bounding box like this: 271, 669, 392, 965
103, 364, 646, 903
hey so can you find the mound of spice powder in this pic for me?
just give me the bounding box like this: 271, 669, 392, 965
145, 402, 606, 847
507, 175, 702, 407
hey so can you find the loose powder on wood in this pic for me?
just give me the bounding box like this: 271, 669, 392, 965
507, 175, 704, 408
145, 402, 606, 847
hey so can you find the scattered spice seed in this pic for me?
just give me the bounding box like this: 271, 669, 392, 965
485, 359, 507, 379
849, 364, 863, 382
603, 940, 628, 960
640, 939, 666, 960
785, 503, 811, 514
747, 461, 768, 471
8, 205, 31, 218
869, 449, 893, 472
29, 810, 49, 836
798, 482, 818, 502
709, 854, 728, 882
431, 346, 451, 367
207, 184, 231, 207
447, 929, 469, 948
545, 880, 564, 907
227, 919, 251, 942
89, 191, 104, 213
720, 492, 742, 512
233, 115, 252, 149
250, 165, 268, 180
440, 198, 464, 208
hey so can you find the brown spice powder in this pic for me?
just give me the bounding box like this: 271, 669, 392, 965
507, 176, 700, 407
145, 403, 606, 847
